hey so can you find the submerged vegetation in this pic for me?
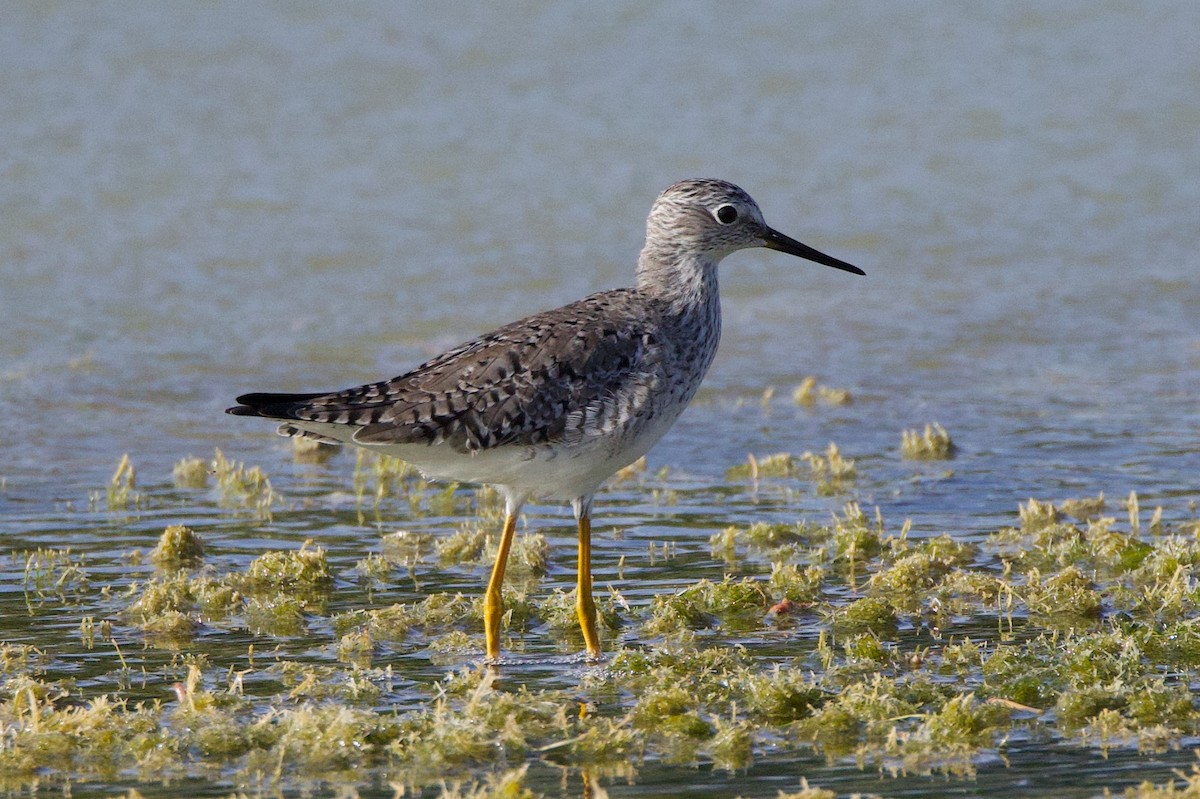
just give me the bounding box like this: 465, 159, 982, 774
2, 444, 1199, 797
901, 422, 956, 460
725, 443, 856, 495
792, 375, 853, 407
211, 448, 277, 519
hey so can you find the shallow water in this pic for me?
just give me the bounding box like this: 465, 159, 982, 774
2, 2, 1199, 796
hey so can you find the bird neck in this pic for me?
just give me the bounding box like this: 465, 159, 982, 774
635, 248, 721, 316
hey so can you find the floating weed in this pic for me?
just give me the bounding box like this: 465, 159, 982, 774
888, 531, 978, 565
552, 714, 642, 769
0, 644, 51, 677
709, 525, 740, 563
993, 519, 1082, 568
881, 692, 1013, 775
802, 443, 856, 494
1126, 490, 1143, 536
651, 486, 680, 505
793, 699, 859, 752
1122, 551, 1200, 624
792, 375, 852, 407
435, 766, 538, 799
211, 448, 275, 519
711, 520, 822, 563
381, 529, 437, 568
644, 576, 769, 637
537, 589, 623, 644
938, 637, 987, 678
594, 647, 761, 753
471, 483, 507, 525
428, 630, 476, 663
10, 478, 1200, 794
932, 569, 1010, 619
794, 674, 917, 754
355, 551, 393, 586
1060, 631, 1150, 688
244, 595, 308, 637
140, 609, 200, 646
630, 683, 712, 738
725, 452, 799, 480
767, 561, 824, 604
336, 628, 375, 667
1082, 707, 1147, 753
831, 597, 898, 638
611, 455, 647, 485
1020, 565, 1103, 621
1120, 760, 1200, 797
334, 592, 476, 643
992, 499, 1154, 577
980, 639, 1061, 709
428, 482, 469, 516
171, 455, 209, 489
831, 502, 883, 565
1019, 497, 1059, 532
105, 453, 139, 510
710, 716, 755, 773
269, 661, 385, 704
149, 524, 204, 569
125, 573, 240, 624
234, 541, 333, 594
1056, 686, 1132, 734
840, 631, 898, 670
647, 539, 678, 565
1061, 492, 1106, 520
1136, 617, 1200, 668
352, 448, 415, 507
438, 524, 490, 567
818, 385, 853, 406
869, 551, 952, 605
733, 665, 824, 725
243, 702, 396, 777
901, 422, 956, 460
21, 548, 89, 602
0, 683, 174, 780
1127, 682, 1196, 730
1129, 533, 1200, 579
605, 644, 754, 696
491, 531, 550, 579
387, 669, 571, 783
868, 536, 977, 611
177, 699, 252, 761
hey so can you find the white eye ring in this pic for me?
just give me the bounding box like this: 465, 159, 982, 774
714, 204, 738, 225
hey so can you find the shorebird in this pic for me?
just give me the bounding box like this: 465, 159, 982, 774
228, 178, 863, 662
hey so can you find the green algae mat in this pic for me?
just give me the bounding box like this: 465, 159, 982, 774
4, 443, 1200, 798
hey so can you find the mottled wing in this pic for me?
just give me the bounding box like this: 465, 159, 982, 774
228, 289, 659, 453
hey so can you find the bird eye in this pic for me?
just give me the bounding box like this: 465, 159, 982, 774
714, 204, 738, 225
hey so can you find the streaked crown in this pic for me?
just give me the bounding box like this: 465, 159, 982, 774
643, 178, 770, 259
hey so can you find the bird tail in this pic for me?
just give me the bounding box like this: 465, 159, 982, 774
225, 392, 330, 419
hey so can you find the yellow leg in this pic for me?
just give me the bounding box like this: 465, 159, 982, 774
484, 513, 517, 662
576, 512, 602, 660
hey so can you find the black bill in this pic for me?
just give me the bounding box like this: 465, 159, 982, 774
762, 226, 865, 275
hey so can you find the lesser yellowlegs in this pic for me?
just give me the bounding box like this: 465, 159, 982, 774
228, 178, 864, 661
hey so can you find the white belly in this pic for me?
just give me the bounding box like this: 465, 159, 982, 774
288, 409, 681, 502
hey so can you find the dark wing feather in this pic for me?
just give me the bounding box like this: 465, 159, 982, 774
227, 289, 660, 453
227, 392, 330, 416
